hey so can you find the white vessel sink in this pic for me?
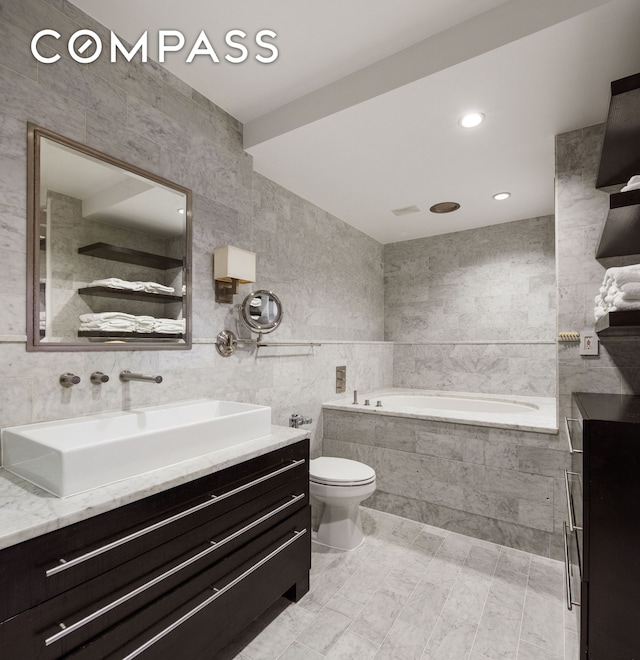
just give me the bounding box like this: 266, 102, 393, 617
1, 399, 271, 497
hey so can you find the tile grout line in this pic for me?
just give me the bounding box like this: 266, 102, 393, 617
514, 555, 532, 660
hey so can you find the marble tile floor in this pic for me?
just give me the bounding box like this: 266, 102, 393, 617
214, 507, 578, 660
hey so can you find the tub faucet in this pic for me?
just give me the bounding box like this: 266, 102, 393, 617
120, 370, 163, 384
352, 390, 358, 405
289, 414, 312, 428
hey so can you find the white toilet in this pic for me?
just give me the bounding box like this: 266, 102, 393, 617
309, 456, 376, 551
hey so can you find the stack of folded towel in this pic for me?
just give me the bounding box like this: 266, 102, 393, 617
79, 313, 185, 334
594, 265, 640, 320
87, 278, 175, 295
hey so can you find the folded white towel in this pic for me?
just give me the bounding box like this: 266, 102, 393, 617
610, 296, 640, 312
618, 282, 640, 299
80, 312, 136, 323
602, 265, 640, 288
87, 278, 175, 295
621, 175, 640, 192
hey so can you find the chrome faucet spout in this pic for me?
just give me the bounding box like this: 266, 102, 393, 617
119, 370, 163, 384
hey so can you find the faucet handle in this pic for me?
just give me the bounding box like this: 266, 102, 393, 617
91, 371, 109, 384
289, 414, 313, 428
60, 373, 81, 387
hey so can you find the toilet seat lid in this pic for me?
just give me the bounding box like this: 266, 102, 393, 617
309, 457, 376, 486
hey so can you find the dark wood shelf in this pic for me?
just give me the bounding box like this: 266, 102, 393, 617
78, 243, 183, 270
596, 72, 640, 189
596, 188, 640, 258
78, 286, 182, 304
78, 331, 185, 339
595, 310, 640, 336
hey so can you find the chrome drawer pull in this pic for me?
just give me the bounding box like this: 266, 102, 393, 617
46, 459, 305, 578
564, 470, 583, 532
563, 521, 581, 610
121, 529, 307, 660
44, 494, 305, 646
564, 417, 583, 454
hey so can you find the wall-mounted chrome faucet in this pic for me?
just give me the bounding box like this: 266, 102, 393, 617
90, 372, 109, 384
289, 414, 312, 428
59, 373, 80, 387
119, 370, 163, 384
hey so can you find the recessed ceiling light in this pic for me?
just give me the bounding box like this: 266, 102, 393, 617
458, 112, 485, 128
177, 208, 185, 214
492, 192, 511, 201
429, 202, 460, 214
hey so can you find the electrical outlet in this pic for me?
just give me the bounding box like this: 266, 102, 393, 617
580, 330, 599, 356
336, 365, 346, 393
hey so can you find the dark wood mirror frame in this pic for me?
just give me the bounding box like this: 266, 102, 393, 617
26, 124, 193, 351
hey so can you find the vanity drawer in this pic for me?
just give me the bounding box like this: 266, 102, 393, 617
0, 441, 308, 623
0, 492, 309, 658
52, 508, 308, 659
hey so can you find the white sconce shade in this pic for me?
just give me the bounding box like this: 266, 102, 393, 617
213, 246, 256, 303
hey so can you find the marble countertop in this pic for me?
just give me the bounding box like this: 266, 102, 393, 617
323, 388, 558, 434
0, 425, 307, 551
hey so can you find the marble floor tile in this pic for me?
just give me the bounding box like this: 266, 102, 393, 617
423, 610, 478, 660
214, 507, 568, 660
373, 617, 430, 660
519, 591, 565, 657
324, 630, 380, 660
471, 600, 522, 659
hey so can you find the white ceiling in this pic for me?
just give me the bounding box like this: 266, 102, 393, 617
71, 0, 640, 243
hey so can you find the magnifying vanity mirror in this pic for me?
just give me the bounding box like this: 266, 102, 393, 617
215, 291, 284, 357
27, 124, 192, 351
239, 290, 283, 334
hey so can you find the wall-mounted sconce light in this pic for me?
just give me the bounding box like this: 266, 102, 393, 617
213, 246, 256, 304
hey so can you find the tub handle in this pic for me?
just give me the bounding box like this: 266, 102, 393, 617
564, 417, 583, 454
46, 459, 306, 577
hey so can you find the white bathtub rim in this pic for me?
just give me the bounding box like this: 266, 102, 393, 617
323, 388, 558, 435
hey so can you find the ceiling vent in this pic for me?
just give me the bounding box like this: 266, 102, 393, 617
391, 205, 420, 216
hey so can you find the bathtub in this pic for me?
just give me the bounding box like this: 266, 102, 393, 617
323, 388, 557, 433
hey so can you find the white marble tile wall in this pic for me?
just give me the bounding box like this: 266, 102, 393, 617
556, 124, 640, 447
384, 216, 556, 343
393, 342, 557, 397
386, 215, 557, 398
0, 0, 388, 460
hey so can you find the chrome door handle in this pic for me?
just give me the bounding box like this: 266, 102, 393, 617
46, 459, 306, 578
563, 521, 581, 610
564, 417, 583, 454
564, 470, 583, 532
44, 494, 305, 646
121, 529, 307, 660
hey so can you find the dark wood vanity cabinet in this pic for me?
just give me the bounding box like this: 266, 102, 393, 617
0, 440, 310, 659
567, 394, 640, 659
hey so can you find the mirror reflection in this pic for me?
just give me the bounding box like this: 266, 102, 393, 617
240, 290, 283, 334
29, 125, 192, 350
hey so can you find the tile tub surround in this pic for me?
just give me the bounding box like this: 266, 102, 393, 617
0, 0, 388, 459
323, 406, 570, 560
384, 215, 556, 344
393, 342, 557, 398
215, 507, 575, 660
0, 425, 306, 550
324, 388, 557, 434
